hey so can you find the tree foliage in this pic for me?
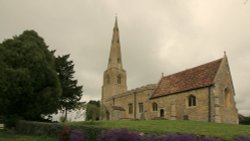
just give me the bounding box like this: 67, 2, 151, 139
0, 30, 61, 121
239, 114, 250, 125
85, 100, 100, 121
55, 54, 83, 121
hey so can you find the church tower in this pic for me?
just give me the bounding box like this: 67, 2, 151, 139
102, 17, 128, 102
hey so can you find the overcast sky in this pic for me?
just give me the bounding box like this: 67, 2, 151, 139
0, 0, 249, 116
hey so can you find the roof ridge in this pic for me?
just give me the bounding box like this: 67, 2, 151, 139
151, 57, 224, 99
163, 58, 223, 79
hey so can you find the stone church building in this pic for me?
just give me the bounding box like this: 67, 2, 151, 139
101, 18, 238, 124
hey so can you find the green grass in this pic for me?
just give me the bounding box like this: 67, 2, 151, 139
67, 120, 250, 140
0, 130, 57, 141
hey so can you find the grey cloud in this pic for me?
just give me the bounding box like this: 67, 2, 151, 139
0, 0, 249, 115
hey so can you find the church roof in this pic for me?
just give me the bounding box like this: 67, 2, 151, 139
151, 58, 223, 99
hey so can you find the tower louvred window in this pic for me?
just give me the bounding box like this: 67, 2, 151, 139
117, 74, 121, 84
106, 75, 110, 84
117, 58, 121, 63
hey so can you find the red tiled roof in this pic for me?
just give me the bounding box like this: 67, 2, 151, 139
151, 58, 223, 99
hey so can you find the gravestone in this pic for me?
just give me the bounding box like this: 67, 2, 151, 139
0, 116, 4, 130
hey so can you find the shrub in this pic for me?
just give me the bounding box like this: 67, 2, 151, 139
140, 134, 221, 141
3, 115, 20, 129
98, 131, 221, 141
59, 127, 70, 141
70, 129, 86, 141
160, 134, 197, 141
17, 120, 250, 141
98, 128, 140, 141
16, 120, 64, 136
16, 120, 106, 141
234, 136, 250, 141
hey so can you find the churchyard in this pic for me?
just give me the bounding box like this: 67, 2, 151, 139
0, 119, 249, 141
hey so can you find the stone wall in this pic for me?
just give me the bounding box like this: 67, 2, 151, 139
150, 87, 210, 122
104, 84, 211, 122
212, 57, 238, 124
102, 68, 127, 100
103, 84, 156, 120
102, 57, 238, 124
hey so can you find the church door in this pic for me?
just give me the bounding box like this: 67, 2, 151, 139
160, 109, 164, 117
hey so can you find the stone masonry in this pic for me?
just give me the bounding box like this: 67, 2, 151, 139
101, 17, 238, 124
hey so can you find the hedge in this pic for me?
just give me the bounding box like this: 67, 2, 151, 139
15, 120, 250, 141
16, 120, 107, 141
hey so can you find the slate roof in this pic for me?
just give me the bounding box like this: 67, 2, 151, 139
151, 58, 223, 99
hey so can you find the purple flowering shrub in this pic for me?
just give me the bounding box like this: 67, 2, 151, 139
97, 128, 221, 141
59, 127, 249, 141
141, 134, 221, 141
157, 134, 197, 141
70, 129, 86, 141
98, 128, 140, 141
234, 136, 250, 141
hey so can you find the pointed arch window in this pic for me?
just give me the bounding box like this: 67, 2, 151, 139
128, 103, 133, 114
224, 87, 231, 107
188, 95, 196, 107
152, 102, 158, 111
117, 74, 121, 84
139, 103, 144, 113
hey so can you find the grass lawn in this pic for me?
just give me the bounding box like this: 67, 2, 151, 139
67, 120, 250, 140
0, 130, 57, 141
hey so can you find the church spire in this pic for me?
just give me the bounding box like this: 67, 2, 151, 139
102, 16, 127, 102
101, 17, 128, 119
107, 16, 123, 69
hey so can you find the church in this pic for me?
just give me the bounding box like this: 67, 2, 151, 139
101, 17, 239, 124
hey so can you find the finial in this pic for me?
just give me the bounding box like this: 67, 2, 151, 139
161, 72, 164, 78
115, 13, 118, 21
114, 14, 118, 29
224, 51, 226, 56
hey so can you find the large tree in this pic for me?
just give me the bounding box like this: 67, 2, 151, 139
0, 30, 61, 121
55, 54, 83, 122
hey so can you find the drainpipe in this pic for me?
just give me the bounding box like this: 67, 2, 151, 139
134, 92, 136, 119
208, 86, 212, 122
